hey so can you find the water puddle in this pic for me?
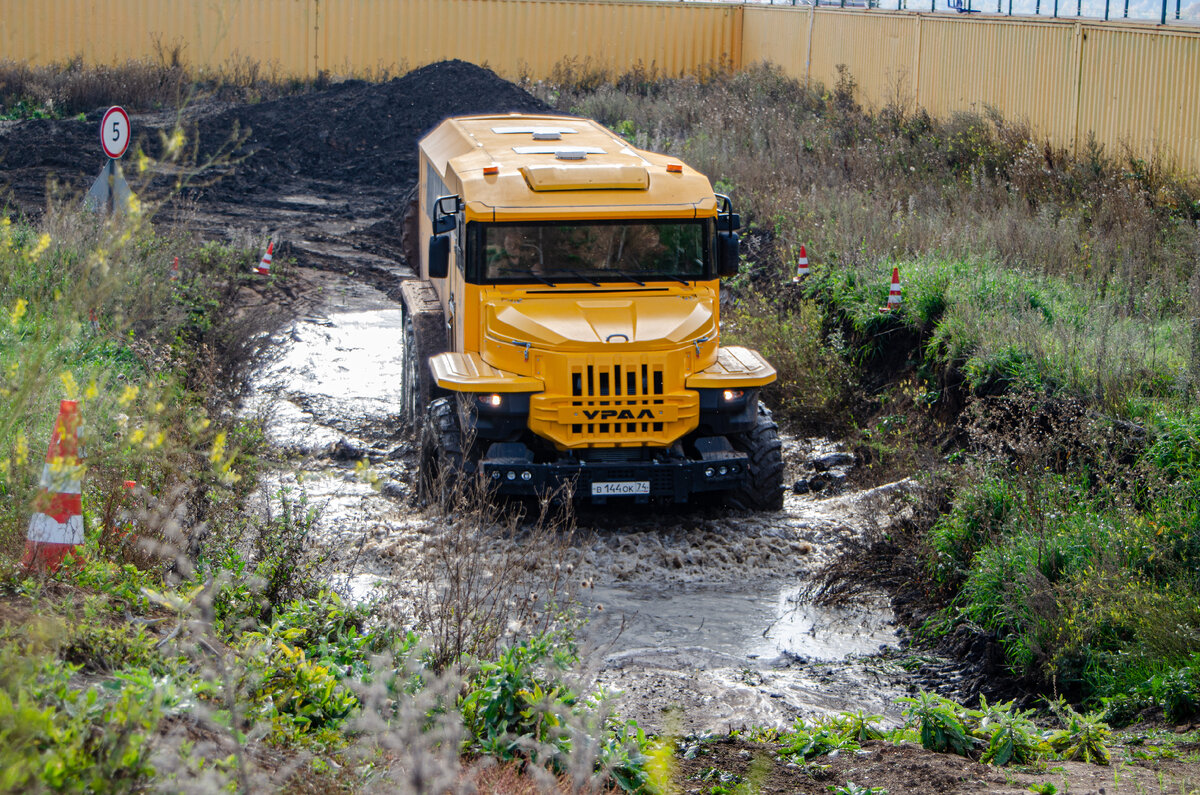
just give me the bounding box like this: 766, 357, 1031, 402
587, 582, 897, 663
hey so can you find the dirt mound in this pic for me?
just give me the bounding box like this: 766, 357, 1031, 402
196, 60, 550, 199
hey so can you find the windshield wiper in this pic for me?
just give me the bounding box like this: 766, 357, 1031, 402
656, 273, 689, 284
614, 271, 645, 286
524, 273, 556, 287
566, 270, 601, 286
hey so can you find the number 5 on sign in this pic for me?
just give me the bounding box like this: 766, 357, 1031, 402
86, 106, 135, 214
100, 106, 130, 159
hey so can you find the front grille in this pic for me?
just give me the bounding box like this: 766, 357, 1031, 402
569, 361, 665, 436
529, 352, 699, 448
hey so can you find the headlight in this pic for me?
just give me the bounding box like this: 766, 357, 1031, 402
722, 389, 744, 402
477, 393, 503, 408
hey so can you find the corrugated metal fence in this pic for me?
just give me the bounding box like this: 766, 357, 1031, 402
2, 0, 1197, 173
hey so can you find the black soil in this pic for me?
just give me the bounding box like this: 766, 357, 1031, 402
193, 59, 551, 200
0, 60, 550, 214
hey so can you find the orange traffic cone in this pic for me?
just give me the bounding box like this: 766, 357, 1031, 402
169, 255, 180, 282
792, 245, 810, 282
879, 266, 902, 313
255, 242, 273, 275
22, 400, 85, 573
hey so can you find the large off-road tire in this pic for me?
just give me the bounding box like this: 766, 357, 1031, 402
727, 401, 785, 511
418, 396, 467, 508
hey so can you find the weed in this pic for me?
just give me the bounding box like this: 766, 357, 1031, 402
833, 784, 889, 795
897, 692, 977, 757
1046, 699, 1112, 765
975, 697, 1044, 767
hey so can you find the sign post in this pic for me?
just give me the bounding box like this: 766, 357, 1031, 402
86, 106, 134, 214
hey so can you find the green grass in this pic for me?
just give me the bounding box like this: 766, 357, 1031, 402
804, 256, 1187, 413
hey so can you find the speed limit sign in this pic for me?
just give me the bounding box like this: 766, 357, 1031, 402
100, 106, 130, 159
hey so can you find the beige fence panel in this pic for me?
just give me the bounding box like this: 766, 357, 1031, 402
1078, 23, 1200, 171
0, 0, 314, 76
807, 11, 920, 107
742, 6, 809, 77
317, 0, 740, 80
914, 16, 1080, 150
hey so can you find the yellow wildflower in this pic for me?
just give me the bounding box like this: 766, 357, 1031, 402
59, 371, 78, 400
85, 380, 99, 400
165, 127, 186, 157
9, 298, 27, 327
118, 384, 139, 406
209, 432, 227, 464
14, 434, 28, 467
28, 233, 51, 261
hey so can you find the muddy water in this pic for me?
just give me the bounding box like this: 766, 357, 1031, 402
245, 267, 929, 733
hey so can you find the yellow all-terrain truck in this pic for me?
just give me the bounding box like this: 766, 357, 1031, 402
399, 113, 783, 508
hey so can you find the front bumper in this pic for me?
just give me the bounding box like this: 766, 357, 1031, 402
477, 450, 749, 503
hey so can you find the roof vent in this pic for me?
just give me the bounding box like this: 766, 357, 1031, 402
492, 125, 579, 135
555, 149, 588, 161
513, 145, 605, 156
532, 131, 562, 141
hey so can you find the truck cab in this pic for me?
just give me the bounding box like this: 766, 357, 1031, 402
400, 113, 783, 508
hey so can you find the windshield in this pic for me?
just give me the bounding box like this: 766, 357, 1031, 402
473, 220, 711, 283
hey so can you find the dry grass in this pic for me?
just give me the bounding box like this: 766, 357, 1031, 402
533, 62, 1200, 325
0, 41, 343, 119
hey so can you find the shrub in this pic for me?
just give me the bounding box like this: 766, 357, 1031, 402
723, 289, 850, 430
0, 649, 166, 792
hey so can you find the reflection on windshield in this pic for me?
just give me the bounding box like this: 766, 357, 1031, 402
483, 221, 708, 281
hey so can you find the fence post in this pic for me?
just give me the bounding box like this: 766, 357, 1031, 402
913, 13, 923, 106
805, 2, 816, 86
1071, 22, 1085, 158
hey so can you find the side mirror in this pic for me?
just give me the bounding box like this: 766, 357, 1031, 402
432, 195, 459, 234
428, 234, 450, 279
717, 231, 740, 277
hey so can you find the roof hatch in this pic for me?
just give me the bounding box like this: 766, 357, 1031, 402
518, 163, 650, 192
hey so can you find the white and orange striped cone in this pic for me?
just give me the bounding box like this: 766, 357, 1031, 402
879, 266, 902, 313
792, 245, 810, 282
22, 400, 85, 573
88, 309, 99, 334
254, 242, 273, 275
169, 256, 180, 282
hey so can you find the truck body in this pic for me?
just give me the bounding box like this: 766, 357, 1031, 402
400, 113, 783, 508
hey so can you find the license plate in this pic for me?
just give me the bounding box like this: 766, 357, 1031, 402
591, 481, 651, 496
